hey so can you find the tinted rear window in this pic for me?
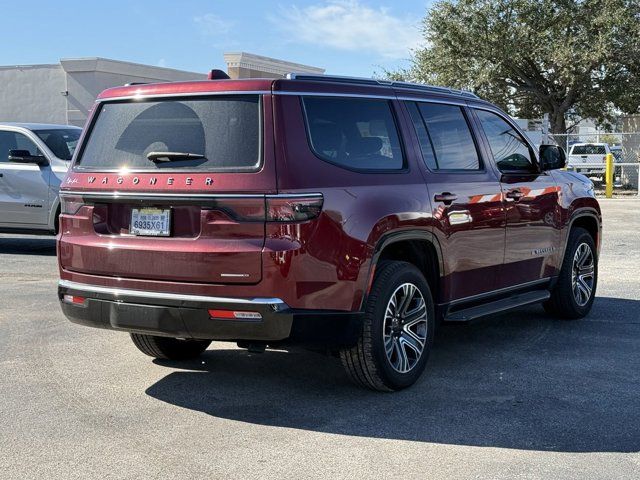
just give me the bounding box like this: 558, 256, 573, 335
571, 144, 606, 155
76, 95, 261, 171
302, 96, 404, 171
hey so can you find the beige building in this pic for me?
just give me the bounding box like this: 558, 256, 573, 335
223, 52, 324, 79
0, 58, 206, 126
0, 53, 324, 127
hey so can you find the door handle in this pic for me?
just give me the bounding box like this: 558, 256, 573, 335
506, 189, 525, 201
434, 192, 458, 204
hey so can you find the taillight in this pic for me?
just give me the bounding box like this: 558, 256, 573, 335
60, 194, 84, 215
205, 197, 266, 222
266, 194, 323, 222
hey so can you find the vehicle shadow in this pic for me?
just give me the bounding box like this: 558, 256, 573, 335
145, 296, 640, 453
0, 236, 56, 256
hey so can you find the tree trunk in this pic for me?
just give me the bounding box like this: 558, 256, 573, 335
549, 108, 568, 134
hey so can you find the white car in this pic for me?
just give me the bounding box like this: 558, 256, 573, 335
0, 123, 81, 234
566, 142, 613, 178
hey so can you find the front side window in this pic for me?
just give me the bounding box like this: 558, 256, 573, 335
408, 102, 481, 171
475, 109, 535, 172
76, 95, 261, 171
302, 97, 404, 170
0, 131, 40, 162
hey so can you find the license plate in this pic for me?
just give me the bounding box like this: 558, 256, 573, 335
130, 208, 171, 236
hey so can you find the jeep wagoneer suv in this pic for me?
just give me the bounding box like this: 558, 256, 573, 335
58, 74, 601, 391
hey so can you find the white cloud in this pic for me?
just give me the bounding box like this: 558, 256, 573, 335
272, 0, 422, 59
194, 13, 233, 37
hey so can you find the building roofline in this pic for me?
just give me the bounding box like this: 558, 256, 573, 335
223, 52, 324, 76
0, 63, 61, 70
59, 57, 204, 78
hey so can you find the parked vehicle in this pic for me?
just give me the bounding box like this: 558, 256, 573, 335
567, 142, 614, 178
0, 123, 81, 234
58, 74, 601, 391
610, 145, 624, 162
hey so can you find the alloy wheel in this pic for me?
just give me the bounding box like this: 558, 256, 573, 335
383, 283, 428, 373
571, 242, 595, 307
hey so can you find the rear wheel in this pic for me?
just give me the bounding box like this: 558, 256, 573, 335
130, 333, 211, 360
340, 261, 435, 391
544, 227, 597, 319
53, 207, 61, 235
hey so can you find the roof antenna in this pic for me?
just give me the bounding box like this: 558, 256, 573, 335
208, 69, 231, 80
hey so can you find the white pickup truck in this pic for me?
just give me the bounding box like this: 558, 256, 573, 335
0, 123, 81, 234
566, 143, 613, 178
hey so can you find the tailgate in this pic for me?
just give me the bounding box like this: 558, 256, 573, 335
58, 190, 267, 284
58, 92, 276, 285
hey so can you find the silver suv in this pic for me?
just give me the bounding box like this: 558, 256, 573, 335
0, 123, 81, 234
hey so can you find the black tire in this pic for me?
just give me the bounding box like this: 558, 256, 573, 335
340, 261, 435, 391
544, 227, 597, 319
53, 207, 61, 235
130, 333, 211, 360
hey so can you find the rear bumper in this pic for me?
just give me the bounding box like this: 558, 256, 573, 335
58, 280, 363, 346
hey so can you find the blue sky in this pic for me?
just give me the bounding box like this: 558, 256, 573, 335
1, 0, 432, 77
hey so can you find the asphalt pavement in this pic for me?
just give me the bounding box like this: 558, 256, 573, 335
0, 199, 638, 479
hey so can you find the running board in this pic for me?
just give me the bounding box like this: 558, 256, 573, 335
444, 290, 551, 323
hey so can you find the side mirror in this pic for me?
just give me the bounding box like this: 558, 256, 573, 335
7, 149, 48, 166
539, 145, 566, 171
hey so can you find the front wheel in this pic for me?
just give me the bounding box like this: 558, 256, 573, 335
130, 333, 211, 360
340, 261, 435, 391
544, 227, 597, 319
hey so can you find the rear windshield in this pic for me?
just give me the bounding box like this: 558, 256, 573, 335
34, 129, 81, 160
571, 144, 606, 155
76, 95, 261, 171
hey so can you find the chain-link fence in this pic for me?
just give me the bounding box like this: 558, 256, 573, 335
549, 133, 640, 196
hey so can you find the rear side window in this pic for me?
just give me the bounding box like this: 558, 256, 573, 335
408, 102, 481, 171
570, 144, 607, 155
302, 97, 404, 170
76, 95, 261, 171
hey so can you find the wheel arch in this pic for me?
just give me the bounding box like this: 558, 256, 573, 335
49, 195, 61, 234
361, 230, 444, 309
562, 209, 602, 261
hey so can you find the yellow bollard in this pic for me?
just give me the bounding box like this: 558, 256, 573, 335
605, 153, 614, 198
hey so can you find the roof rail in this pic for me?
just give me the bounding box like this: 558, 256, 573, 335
286, 73, 479, 99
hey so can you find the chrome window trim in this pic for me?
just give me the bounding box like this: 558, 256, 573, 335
58, 279, 288, 307
95, 90, 271, 103
275, 91, 396, 100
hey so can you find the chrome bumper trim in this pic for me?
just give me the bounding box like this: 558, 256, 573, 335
58, 280, 288, 309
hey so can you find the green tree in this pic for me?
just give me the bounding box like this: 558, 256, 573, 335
389, 0, 640, 133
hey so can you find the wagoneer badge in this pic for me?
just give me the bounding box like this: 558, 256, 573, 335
75, 176, 214, 186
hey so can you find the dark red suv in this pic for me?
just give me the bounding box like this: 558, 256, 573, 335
58, 74, 601, 391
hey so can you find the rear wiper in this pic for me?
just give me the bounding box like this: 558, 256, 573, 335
146, 151, 206, 163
